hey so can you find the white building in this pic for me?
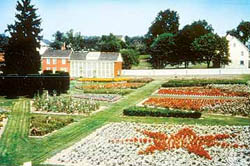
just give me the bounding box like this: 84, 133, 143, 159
70, 52, 123, 78
225, 35, 250, 69
39, 39, 51, 55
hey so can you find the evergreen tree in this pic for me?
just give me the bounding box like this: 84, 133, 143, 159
4, 0, 42, 74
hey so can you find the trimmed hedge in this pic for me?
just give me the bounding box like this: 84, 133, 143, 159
0, 72, 70, 97
123, 106, 201, 118
162, 79, 247, 87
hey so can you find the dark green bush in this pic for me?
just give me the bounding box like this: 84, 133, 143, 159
123, 106, 201, 118
162, 79, 247, 87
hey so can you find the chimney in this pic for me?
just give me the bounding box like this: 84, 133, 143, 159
61, 42, 66, 51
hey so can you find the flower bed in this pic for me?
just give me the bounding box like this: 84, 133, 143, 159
82, 82, 145, 89
78, 77, 132, 82
127, 78, 154, 83
143, 97, 233, 111
123, 106, 201, 118
202, 97, 250, 116
75, 87, 133, 95
157, 87, 248, 97
33, 91, 100, 114
45, 123, 250, 166
162, 79, 248, 87
73, 94, 121, 102
30, 115, 74, 136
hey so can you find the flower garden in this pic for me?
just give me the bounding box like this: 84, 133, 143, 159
0, 76, 250, 166
45, 123, 250, 166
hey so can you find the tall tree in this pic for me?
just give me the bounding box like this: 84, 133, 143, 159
145, 9, 179, 53
176, 20, 214, 68
98, 33, 123, 52
64, 30, 84, 51
50, 31, 64, 49
82, 36, 101, 51
0, 34, 9, 52
191, 33, 230, 68
125, 36, 146, 54
4, 0, 42, 74
227, 21, 250, 45
149, 33, 176, 69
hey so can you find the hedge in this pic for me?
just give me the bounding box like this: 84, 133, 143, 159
0, 72, 70, 97
123, 106, 201, 118
162, 79, 247, 87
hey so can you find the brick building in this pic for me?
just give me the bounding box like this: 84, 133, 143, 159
41, 50, 123, 78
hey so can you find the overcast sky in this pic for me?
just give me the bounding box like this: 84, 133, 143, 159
0, 0, 249, 40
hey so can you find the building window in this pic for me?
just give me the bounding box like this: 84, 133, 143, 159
240, 61, 244, 65
241, 51, 244, 56
53, 58, 57, 64
46, 58, 50, 64
60, 67, 67, 72
53, 67, 57, 72
46, 67, 51, 70
62, 59, 66, 64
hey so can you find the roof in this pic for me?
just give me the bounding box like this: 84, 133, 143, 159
41, 49, 72, 58
226, 34, 250, 52
41, 39, 51, 45
70, 52, 122, 61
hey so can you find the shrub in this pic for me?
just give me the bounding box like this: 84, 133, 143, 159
123, 106, 201, 118
127, 78, 154, 83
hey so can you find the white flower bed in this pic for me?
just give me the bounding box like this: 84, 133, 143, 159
45, 123, 250, 166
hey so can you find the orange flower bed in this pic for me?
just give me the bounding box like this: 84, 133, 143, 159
158, 87, 245, 97
143, 97, 232, 111
83, 83, 145, 89
111, 128, 247, 160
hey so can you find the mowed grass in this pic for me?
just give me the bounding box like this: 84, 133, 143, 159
0, 77, 249, 166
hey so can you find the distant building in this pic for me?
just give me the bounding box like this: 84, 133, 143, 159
41, 50, 123, 78
225, 35, 250, 69
41, 48, 71, 73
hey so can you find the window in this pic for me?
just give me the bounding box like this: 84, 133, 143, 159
241, 51, 244, 56
53, 67, 57, 73
53, 58, 57, 64
240, 60, 244, 65
46, 58, 50, 64
46, 67, 51, 70
62, 59, 66, 65
60, 68, 67, 72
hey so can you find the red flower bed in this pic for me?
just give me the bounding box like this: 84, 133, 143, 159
143, 97, 232, 111
111, 128, 247, 160
158, 87, 246, 97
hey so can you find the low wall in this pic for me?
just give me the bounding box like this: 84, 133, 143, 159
122, 69, 250, 77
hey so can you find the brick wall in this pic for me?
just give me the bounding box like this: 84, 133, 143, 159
114, 62, 122, 77
42, 58, 70, 73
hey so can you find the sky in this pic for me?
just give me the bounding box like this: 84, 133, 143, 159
0, 0, 249, 40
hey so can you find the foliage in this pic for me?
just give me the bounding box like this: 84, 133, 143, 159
4, 0, 42, 74
30, 115, 74, 136
98, 33, 124, 52
227, 21, 250, 45
64, 29, 84, 51
82, 36, 101, 51
127, 78, 154, 83
50, 31, 64, 49
0, 34, 9, 52
124, 36, 146, 54
33, 91, 100, 114
175, 20, 214, 67
145, 9, 179, 54
123, 106, 201, 118
149, 33, 176, 68
162, 79, 248, 87
82, 82, 145, 89
191, 33, 230, 68
120, 49, 140, 69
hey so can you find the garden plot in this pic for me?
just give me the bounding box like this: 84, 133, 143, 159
72, 94, 121, 102
45, 122, 250, 166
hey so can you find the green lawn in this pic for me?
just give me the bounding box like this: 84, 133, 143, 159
0, 79, 249, 166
